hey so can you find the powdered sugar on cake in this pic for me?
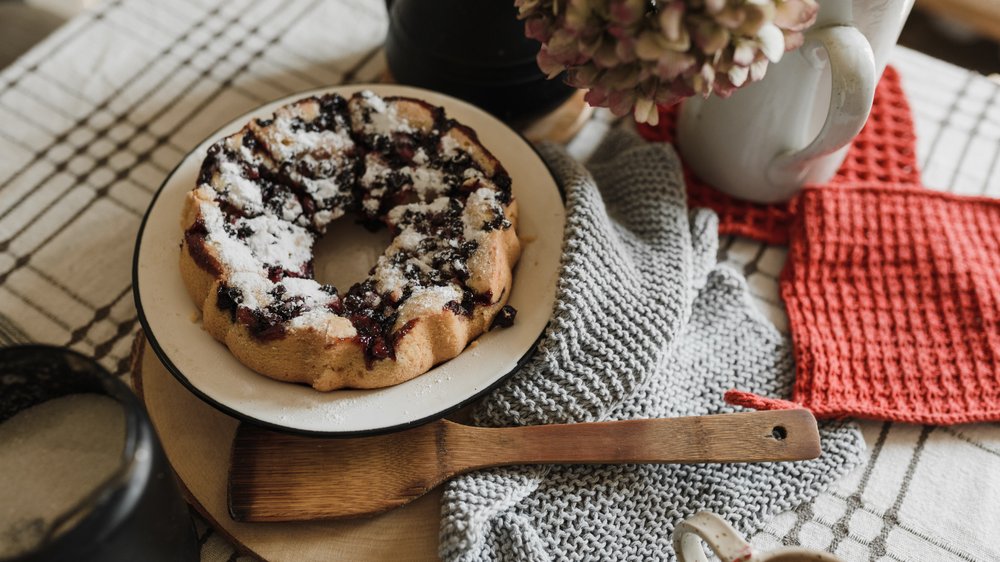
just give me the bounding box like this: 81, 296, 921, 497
356, 90, 414, 136
184, 90, 516, 358
217, 161, 263, 214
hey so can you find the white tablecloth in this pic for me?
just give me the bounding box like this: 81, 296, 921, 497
0, 1, 998, 560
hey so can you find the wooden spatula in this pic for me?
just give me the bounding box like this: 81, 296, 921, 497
229, 409, 819, 522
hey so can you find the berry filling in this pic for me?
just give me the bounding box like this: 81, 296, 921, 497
190, 91, 517, 367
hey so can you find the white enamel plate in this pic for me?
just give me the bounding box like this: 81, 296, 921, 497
133, 84, 565, 435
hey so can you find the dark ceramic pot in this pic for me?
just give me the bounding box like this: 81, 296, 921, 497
385, 0, 575, 123
0, 345, 198, 562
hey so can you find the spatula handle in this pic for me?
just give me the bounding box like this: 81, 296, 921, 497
447, 409, 820, 472
229, 409, 821, 522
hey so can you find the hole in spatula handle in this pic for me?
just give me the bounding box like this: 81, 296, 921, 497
771, 426, 787, 440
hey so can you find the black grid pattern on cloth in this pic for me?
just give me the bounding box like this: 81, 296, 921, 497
729, 49, 1000, 562
1, 3, 1000, 561
0, 0, 385, 383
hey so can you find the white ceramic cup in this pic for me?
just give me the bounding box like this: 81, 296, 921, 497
673, 511, 844, 562
677, 0, 915, 203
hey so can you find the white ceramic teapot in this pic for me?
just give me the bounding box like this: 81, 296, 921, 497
677, 0, 914, 203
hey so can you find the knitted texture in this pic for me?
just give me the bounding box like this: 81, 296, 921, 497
439, 128, 866, 561
769, 185, 999, 425
636, 66, 920, 244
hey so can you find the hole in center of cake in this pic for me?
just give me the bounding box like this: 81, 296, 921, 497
312, 215, 394, 291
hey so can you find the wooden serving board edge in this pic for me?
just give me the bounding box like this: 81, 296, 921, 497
130, 330, 268, 562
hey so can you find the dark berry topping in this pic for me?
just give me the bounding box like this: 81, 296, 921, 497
184, 220, 222, 276
197, 158, 218, 186
492, 172, 513, 204
444, 289, 492, 317
216, 284, 242, 321
483, 215, 511, 231
490, 305, 517, 329
242, 132, 260, 151
238, 308, 287, 341
199, 92, 516, 367
235, 224, 254, 239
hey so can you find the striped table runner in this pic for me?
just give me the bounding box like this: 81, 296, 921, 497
1, 1, 998, 560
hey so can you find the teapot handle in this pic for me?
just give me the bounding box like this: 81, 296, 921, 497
766, 24, 876, 189
673, 511, 754, 562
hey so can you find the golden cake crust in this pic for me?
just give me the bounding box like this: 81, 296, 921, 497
179, 92, 520, 391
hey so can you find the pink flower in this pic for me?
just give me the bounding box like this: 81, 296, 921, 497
609, 0, 645, 26
775, 0, 820, 31
654, 50, 696, 80
519, 0, 819, 124
536, 47, 565, 78
584, 86, 610, 107
524, 17, 553, 42
633, 96, 659, 125
606, 89, 637, 116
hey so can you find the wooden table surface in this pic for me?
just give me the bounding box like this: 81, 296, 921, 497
1, 1, 999, 560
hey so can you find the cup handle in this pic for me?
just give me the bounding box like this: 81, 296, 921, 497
673, 511, 754, 562
766, 24, 876, 188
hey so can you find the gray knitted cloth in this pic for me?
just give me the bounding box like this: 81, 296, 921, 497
439, 128, 866, 561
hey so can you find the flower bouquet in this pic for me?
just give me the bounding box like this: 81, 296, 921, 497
517, 0, 819, 124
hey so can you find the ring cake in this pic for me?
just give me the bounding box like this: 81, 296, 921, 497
179, 91, 520, 391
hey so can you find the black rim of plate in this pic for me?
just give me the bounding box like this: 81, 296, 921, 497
131, 84, 566, 437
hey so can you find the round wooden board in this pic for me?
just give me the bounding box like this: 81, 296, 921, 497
129, 332, 440, 561
519, 90, 594, 145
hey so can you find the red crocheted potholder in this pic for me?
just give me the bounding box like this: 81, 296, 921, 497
766, 186, 1000, 424
637, 66, 921, 244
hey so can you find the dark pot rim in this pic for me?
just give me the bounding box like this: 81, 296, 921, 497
0, 345, 153, 562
